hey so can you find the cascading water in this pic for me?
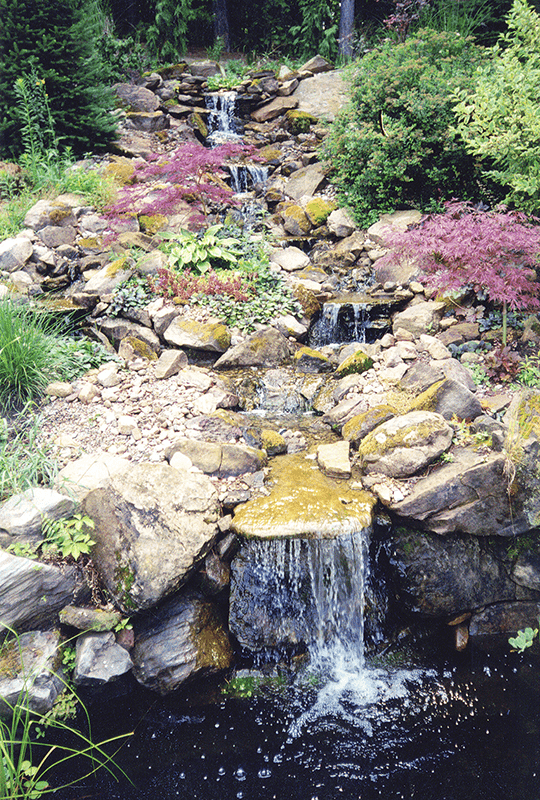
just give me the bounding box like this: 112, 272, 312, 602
205, 91, 241, 146
228, 163, 268, 193
309, 299, 391, 348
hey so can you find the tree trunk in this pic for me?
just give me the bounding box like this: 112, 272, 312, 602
213, 0, 230, 52
338, 0, 355, 59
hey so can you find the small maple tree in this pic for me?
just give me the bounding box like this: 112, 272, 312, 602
381, 201, 540, 343
105, 142, 257, 228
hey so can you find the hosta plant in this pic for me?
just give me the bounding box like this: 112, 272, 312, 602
157, 224, 243, 274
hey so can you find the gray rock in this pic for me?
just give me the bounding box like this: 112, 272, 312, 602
83, 462, 220, 612
512, 551, 540, 592
84, 263, 134, 296
126, 111, 170, 132
411, 378, 483, 421
392, 301, 446, 337
59, 605, 123, 631
469, 601, 540, 646
0, 631, 63, 717
163, 317, 231, 352
154, 349, 188, 379
299, 55, 334, 74
38, 225, 77, 248
327, 208, 356, 238
270, 246, 310, 272
214, 328, 290, 369
316, 440, 351, 478
131, 591, 232, 693
0, 550, 82, 631
357, 410, 453, 478
113, 83, 160, 112
0, 487, 76, 542
55, 453, 130, 503
166, 439, 267, 477
98, 317, 160, 353
292, 69, 349, 122
322, 395, 369, 430
189, 60, 220, 77
23, 199, 77, 231
386, 530, 516, 617
399, 361, 445, 392
283, 163, 326, 201
251, 96, 298, 123
0, 236, 33, 272
73, 631, 133, 687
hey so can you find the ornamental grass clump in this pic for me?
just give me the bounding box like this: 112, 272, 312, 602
381, 201, 540, 344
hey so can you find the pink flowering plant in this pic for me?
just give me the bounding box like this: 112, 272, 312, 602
104, 142, 257, 228
381, 201, 540, 344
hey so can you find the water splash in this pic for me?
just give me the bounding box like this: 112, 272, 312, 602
229, 164, 268, 193
206, 91, 240, 145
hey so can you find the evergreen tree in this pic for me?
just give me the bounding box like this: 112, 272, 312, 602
0, 0, 117, 160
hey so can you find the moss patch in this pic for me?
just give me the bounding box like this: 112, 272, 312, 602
335, 350, 373, 378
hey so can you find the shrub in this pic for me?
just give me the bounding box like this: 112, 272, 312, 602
323, 29, 487, 226
453, 0, 540, 215
380, 201, 540, 343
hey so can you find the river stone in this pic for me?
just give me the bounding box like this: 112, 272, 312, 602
342, 405, 396, 448
282, 163, 326, 201
214, 328, 290, 369
270, 245, 310, 272
73, 631, 133, 687
335, 349, 373, 378
83, 462, 219, 612
155, 349, 188, 379
386, 529, 516, 617
131, 591, 232, 694
163, 317, 231, 352
357, 411, 453, 478
231, 453, 375, 539
0, 631, 63, 718
322, 395, 369, 430
0, 551, 81, 631
317, 440, 351, 478
84, 263, 134, 296
392, 301, 446, 337
0, 236, 33, 272
294, 346, 332, 373
0, 487, 76, 543
59, 605, 123, 632
38, 225, 77, 248
55, 453, 131, 502
410, 378, 483, 421
165, 439, 266, 477
381, 448, 523, 537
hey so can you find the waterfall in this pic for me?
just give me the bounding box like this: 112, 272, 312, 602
309, 300, 391, 347
205, 91, 241, 145
228, 164, 269, 193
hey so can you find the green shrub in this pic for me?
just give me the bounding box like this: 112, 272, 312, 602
323, 29, 488, 226
453, 0, 540, 215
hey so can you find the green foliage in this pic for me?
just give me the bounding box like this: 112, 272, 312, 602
453, 0, 540, 214
465, 362, 488, 385
61, 337, 121, 378
509, 624, 538, 652
96, 16, 152, 82
41, 514, 96, 561
517, 355, 540, 388
158, 224, 243, 275
13, 69, 57, 180
417, 0, 501, 39
109, 275, 153, 318
289, 0, 339, 60
146, 0, 194, 60
206, 60, 248, 91
323, 29, 486, 226
0, 0, 117, 160
0, 408, 58, 503
0, 627, 132, 799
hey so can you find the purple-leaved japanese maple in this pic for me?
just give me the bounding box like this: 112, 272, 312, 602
381, 201, 540, 343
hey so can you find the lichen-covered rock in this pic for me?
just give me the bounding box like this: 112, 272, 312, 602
294, 346, 332, 373
304, 197, 336, 227
163, 317, 231, 353
131, 592, 232, 694
342, 405, 396, 448
335, 349, 373, 378
231, 453, 375, 539
83, 462, 220, 612
410, 378, 483, 421
59, 605, 123, 632
357, 410, 453, 478
214, 328, 290, 369
282, 204, 311, 235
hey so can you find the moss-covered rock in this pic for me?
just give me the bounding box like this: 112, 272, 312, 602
294, 346, 332, 374
261, 428, 287, 456
304, 197, 336, 227
285, 109, 318, 133
343, 405, 396, 447
138, 213, 168, 235
335, 350, 373, 378
282, 204, 311, 236
292, 284, 320, 319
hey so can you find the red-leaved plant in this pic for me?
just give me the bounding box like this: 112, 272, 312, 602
149, 267, 253, 304
104, 142, 257, 228
381, 201, 540, 343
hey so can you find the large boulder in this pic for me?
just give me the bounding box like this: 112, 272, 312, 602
282, 163, 326, 201
162, 317, 231, 353
55, 454, 131, 503
374, 448, 525, 536
386, 529, 516, 617
214, 328, 290, 369
0, 236, 33, 272
83, 462, 220, 612
357, 411, 453, 478
0, 551, 82, 631
131, 592, 232, 694
410, 378, 483, 421
166, 439, 267, 477
392, 301, 446, 337
0, 487, 76, 547
292, 69, 349, 122
0, 631, 63, 717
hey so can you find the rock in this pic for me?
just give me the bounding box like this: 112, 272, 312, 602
317, 440, 351, 478
131, 591, 232, 694
77, 382, 101, 404
399, 361, 445, 392
410, 378, 483, 421
231, 453, 375, 539
282, 204, 311, 235
292, 69, 349, 122
334, 350, 373, 378
504, 390, 540, 531
0, 551, 81, 631
54, 453, 131, 503
59, 605, 123, 632
273, 314, 308, 340
113, 83, 160, 112
512, 551, 540, 592
0, 631, 63, 717
84, 261, 133, 296
214, 328, 290, 369
73, 631, 133, 687
261, 428, 287, 456
304, 197, 336, 227
166, 438, 266, 477
251, 96, 298, 123
382, 449, 523, 536
386, 530, 516, 617
469, 601, 540, 646
83, 462, 219, 611
438, 358, 477, 392
154, 349, 188, 379
342, 405, 396, 447
126, 111, 170, 132
117, 415, 141, 437
23, 199, 77, 231
327, 208, 356, 238
418, 333, 452, 360
98, 318, 160, 353
294, 346, 332, 373
392, 301, 446, 337
38, 225, 77, 248
300, 55, 334, 73
357, 410, 453, 477
45, 381, 74, 398
97, 363, 121, 387
189, 60, 220, 77
163, 317, 231, 353
322, 395, 368, 430
367, 210, 423, 246
220, 444, 267, 477
0, 487, 76, 542
283, 163, 326, 201
0, 236, 33, 272
270, 246, 310, 272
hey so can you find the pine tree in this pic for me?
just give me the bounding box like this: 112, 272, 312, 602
0, 0, 117, 159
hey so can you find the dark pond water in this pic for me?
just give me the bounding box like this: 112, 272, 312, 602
52, 646, 540, 800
